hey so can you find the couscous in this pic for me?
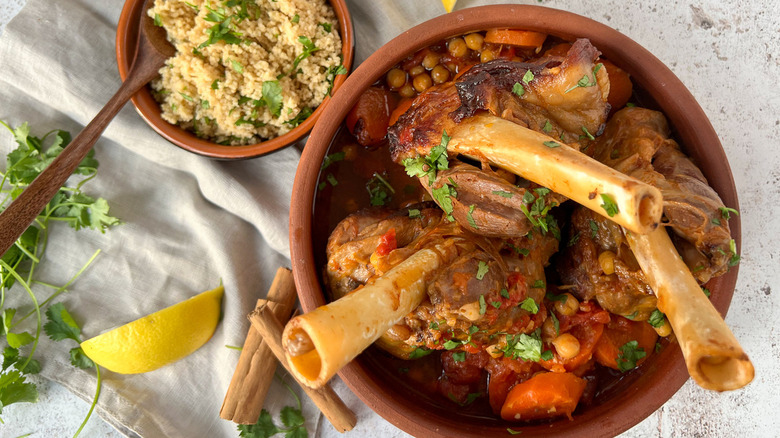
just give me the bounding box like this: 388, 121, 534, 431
148, 0, 344, 144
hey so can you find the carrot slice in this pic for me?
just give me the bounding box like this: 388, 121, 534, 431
593, 315, 658, 371
500, 372, 586, 421
389, 98, 413, 126
484, 29, 547, 49
601, 59, 633, 111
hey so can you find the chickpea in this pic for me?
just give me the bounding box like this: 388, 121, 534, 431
422, 52, 440, 69
386, 68, 406, 89
387, 323, 412, 341
464, 33, 484, 51
399, 83, 415, 98
554, 293, 579, 316
447, 37, 468, 58
431, 64, 450, 84
598, 250, 617, 275
552, 333, 581, 360
653, 318, 672, 337
413, 73, 433, 92
408, 64, 425, 76
480, 49, 496, 63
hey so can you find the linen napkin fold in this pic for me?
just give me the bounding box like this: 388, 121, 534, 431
0, 0, 497, 436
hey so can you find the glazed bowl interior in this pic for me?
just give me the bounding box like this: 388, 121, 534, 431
290, 5, 740, 437
116, 0, 354, 160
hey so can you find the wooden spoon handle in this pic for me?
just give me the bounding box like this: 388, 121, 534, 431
0, 35, 166, 257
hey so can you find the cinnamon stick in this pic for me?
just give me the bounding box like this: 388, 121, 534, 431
220, 267, 297, 424
249, 302, 357, 433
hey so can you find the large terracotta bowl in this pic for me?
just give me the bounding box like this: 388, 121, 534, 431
290, 5, 740, 437
116, 0, 354, 160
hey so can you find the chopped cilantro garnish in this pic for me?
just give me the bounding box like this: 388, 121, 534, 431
581, 126, 595, 140
532, 280, 545, 289
542, 120, 552, 133
519, 298, 539, 314
466, 205, 479, 229
320, 151, 345, 170
540, 350, 554, 361
719, 206, 739, 219
500, 288, 510, 299
543, 140, 560, 148
292, 36, 320, 71
431, 184, 457, 221
648, 309, 665, 328
600, 193, 619, 217
564, 63, 603, 93
444, 339, 460, 350
284, 107, 313, 127
522, 70, 534, 84
589, 219, 599, 239
501, 330, 544, 361
409, 347, 433, 359
478, 295, 487, 315
261, 80, 283, 117
728, 239, 740, 266
291, 14, 300, 23
512, 82, 525, 97
702, 287, 711, 298
616, 340, 646, 372
319, 22, 332, 32
366, 173, 395, 206
492, 190, 514, 198
476, 261, 489, 280
408, 208, 421, 219
402, 131, 450, 185
452, 351, 466, 362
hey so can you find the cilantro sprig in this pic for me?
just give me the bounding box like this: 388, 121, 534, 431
238, 375, 308, 438
402, 131, 451, 185
0, 120, 116, 428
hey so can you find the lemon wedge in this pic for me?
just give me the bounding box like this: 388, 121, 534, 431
442, 0, 457, 12
81, 285, 224, 374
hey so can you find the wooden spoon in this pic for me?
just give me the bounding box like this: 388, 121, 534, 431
0, 0, 174, 257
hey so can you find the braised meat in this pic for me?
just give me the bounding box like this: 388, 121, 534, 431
590, 107, 735, 282
325, 203, 559, 358
388, 38, 610, 164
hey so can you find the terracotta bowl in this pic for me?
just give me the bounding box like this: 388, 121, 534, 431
116, 0, 354, 160
290, 5, 740, 437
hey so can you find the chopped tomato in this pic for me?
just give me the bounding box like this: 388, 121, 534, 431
374, 228, 397, 257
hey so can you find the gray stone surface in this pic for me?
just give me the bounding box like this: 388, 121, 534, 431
1, 0, 778, 437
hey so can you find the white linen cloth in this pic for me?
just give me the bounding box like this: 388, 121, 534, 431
1, 1, 778, 437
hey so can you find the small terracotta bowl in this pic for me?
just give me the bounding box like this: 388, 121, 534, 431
290, 5, 740, 437
116, 0, 354, 159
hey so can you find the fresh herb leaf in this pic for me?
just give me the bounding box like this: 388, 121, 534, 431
542, 120, 552, 133
476, 261, 489, 280
431, 183, 457, 221
647, 309, 665, 328
728, 239, 740, 266
43, 303, 81, 343
319, 22, 332, 32
543, 140, 560, 148
466, 205, 479, 229
292, 36, 320, 71
443, 339, 460, 350
325, 64, 347, 95
532, 280, 545, 289
284, 107, 313, 127
522, 70, 534, 84
581, 126, 595, 140
600, 194, 619, 217
507, 428, 522, 435
550, 312, 560, 336
153, 13, 162, 27
512, 82, 525, 97
320, 151, 345, 170
589, 219, 599, 239
565, 63, 603, 93
199, 13, 242, 48
409, 347, 433, 359
492, 190, 513, 198
238, 409, 281, 437
501, 330, 543, 361
616, 340, 646, 372
702, 287, 711, 298
567, 231, 580, 247
540, 350, 554, 361
452, 351, 466, 362
291, 14, 300, 24
366, 173, 395, 206
500, 288, 510, 299
719, 206, 739, 220
478, 295, 487, 315
519, 298, 539, 314
402, 131, 450, 185
0, 370, 39, 414
408, 208, 421, 219
262, 80, 283, 117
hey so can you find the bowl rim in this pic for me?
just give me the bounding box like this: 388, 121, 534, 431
115, 0, 355, 160
290, 4, 741, 437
